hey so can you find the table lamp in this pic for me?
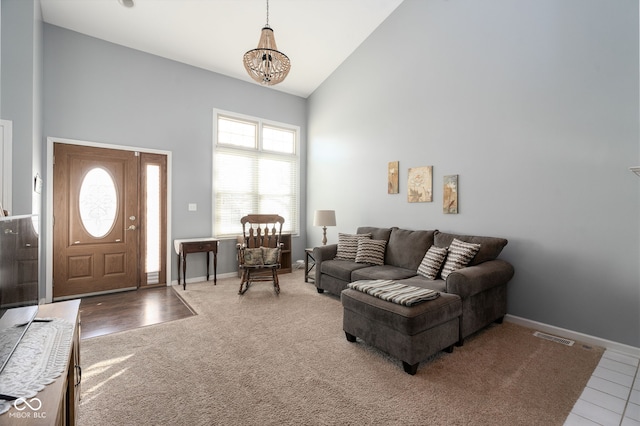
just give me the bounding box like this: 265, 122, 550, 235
313, 210, 336, 245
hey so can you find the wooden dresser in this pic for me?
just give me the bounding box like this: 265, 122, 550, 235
2, 300, 81, 425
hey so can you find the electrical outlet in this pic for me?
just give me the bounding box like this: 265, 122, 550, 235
188, 203, 197, 211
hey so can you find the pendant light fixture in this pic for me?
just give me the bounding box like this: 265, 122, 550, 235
243, 0, 291, 86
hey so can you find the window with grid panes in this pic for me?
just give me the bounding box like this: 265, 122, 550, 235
213, 110, 299, 238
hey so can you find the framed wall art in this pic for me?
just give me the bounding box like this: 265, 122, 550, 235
443, 174, 458, 214
407, 166, 432, 203
388, 161, 399, 194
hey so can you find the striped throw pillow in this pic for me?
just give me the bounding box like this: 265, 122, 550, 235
335, 233, 372, 261
441, 238, 481, 280
355, 239, 387, 265
417, 246, 448, 280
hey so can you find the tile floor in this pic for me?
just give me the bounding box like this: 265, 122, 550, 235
565, 349, 640, 426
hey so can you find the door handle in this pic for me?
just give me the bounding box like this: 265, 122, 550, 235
126, 225, 137, 231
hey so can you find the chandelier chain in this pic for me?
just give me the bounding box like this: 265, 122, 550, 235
266, 0, 269, 27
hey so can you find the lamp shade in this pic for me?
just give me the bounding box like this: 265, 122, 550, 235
313, 210, 336, 227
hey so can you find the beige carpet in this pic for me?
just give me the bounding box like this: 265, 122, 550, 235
78, 270, 602, 425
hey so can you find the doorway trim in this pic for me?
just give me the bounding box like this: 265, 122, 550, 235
0, 120, 13, 214
46, 136, 173, 303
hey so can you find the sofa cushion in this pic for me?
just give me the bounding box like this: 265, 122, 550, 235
385, 228, 435, 270
441, 239, 481, 280
397, 276, 447, 293
434, 231, 507, 266
320, 259, 370, 282
356, 226, 393, 242
355, 239, 387, 265
352, 265, 418, 282
417, 246, 448, 280
335, 233, 371, 261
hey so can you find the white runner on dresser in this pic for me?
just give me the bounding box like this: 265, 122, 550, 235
0, 318, 74, 415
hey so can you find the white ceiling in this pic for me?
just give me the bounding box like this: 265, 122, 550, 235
39, 0, 404, 98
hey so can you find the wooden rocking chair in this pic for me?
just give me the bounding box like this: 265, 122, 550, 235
237, 214, 285, 295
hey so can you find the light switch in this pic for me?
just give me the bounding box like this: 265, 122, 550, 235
188, 203, 197, 211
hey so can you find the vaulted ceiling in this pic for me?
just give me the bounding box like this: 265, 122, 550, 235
40, 0, 404, 98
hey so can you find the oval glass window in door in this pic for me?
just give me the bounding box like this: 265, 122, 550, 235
79, 167, 118, 238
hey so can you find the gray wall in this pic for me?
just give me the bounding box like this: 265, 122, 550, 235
307, 0, 640, 347
1, 0, 44, 297
43, 24, 307, 279
1, 0, 43, 216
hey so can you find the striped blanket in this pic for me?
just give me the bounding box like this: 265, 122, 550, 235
347, 280, 440, 307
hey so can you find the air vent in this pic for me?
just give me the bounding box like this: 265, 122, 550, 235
533, 331, 575, 346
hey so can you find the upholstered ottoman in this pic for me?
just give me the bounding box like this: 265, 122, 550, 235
341, 284, 462, 375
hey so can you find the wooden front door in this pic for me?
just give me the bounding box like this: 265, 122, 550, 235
53, 144, 139, 298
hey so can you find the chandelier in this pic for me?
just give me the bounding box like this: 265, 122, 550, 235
242, 0, 291, 86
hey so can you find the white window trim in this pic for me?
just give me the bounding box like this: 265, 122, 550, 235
212, 108, 300, 238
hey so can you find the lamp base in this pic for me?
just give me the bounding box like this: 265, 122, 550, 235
322, 226, 328, 245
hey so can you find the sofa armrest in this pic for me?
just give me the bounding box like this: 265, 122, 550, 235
312, 244, 338, 283
445, 259, 514, 299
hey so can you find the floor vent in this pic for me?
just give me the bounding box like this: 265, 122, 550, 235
533, 331, 575, 346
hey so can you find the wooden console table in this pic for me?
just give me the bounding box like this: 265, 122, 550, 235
174, 238, 219, 290
2, 300, 81, 425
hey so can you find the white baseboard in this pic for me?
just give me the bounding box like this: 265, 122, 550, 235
171, 272, 237, 286
505, 314, 640, 358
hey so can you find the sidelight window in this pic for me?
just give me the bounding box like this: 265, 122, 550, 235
139, 153, 167, 287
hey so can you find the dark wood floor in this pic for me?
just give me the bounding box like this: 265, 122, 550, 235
79, 286, 196, 339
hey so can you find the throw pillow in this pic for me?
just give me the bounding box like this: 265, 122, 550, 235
355, 239, 387, 266
243, 248, 264, 266
417, 246, 448, 280
335, 233, 372, 261
261, 247, 279, 265
440, 239, 481, 280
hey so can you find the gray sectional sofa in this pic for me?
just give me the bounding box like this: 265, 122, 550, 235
312, 226, 515, 342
